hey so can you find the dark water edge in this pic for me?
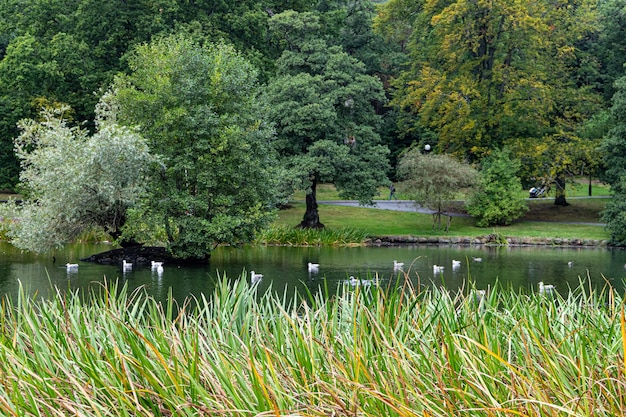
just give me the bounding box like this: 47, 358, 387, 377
2, 241, 626, 305
369, 235, 609, 247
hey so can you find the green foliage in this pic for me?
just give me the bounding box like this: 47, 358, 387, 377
383, 0, 604, 172
5, 102, 155, 253
466, 148, 528, 227
601, 76, 626, 187
593, 0, 626, 102
601, 75, 626, 245
601, 183, 626, 246
266, 10, 390, 227
113, 35, 282, 260
0, 0, 320, 190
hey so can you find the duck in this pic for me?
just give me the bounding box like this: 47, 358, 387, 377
474, 289, 487, 302
156, 265, 164, 276
122, 260, 133, 271
308, 262, 319, 272
567, 261, 573, 267
393, 260, 404, 270
538, 281, 555, 295
250, 271, 263, 284
151, 261, 163, 269
452, 259, 461, 269
472, 257, 482, 262
433, 265, 444, 274
346, 276, 373, 286
66, 263, 79, 270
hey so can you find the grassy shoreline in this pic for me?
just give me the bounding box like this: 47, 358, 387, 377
267, 198, 610, 245
1, 276, 625, 416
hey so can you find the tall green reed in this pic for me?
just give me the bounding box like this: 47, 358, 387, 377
256, 225, 368, 246
0, 274, 625, 416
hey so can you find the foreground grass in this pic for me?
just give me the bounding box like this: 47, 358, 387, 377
1, 277, 625, 416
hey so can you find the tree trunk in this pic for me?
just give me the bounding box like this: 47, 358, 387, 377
299, 180, 325, 229
554, 176, 569, 206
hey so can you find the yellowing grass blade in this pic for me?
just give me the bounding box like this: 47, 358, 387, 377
621, 305, 626, 375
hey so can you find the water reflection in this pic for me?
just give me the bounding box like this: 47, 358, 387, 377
1, 241, 625, 304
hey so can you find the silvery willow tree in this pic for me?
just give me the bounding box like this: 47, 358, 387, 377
265, 10, 390, 228
2, 100, 154, 253
111, 35, 283, 260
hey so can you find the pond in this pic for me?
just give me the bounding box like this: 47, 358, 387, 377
2, 241, 626, 304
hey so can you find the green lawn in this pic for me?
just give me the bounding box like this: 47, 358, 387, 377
277, 197, 610, 241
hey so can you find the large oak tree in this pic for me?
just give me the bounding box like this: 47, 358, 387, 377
266, 10, 390, 228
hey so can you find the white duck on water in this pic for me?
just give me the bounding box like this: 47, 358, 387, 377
538, 281, 555, 295
250, 271, 263, 284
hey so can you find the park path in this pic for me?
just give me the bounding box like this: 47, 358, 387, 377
319, 200, 469, 216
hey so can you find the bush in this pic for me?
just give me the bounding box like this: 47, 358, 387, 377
601, 177, 626, 245
466, 148, 528, 227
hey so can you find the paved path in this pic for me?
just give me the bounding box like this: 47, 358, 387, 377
319, 200, 470, 217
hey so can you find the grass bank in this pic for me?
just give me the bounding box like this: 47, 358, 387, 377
1, 277, 625, 416
270, 197, 609, 244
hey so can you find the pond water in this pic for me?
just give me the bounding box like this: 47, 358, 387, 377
2, 241, 626, 304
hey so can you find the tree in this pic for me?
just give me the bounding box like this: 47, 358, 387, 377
3, 101, 154, 253
380, 0, 603, 204
0, 0, 318, 192
466, 148, 528, 227
397, 148, 478, 232
601, 74, 626, 245
112, 35, 283, 260
266, 10, 389, 228
592, 0, 626, 103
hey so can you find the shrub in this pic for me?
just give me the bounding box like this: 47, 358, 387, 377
466, 148, 528, 226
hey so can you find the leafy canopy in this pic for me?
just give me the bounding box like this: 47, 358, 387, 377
381, 0, 603, 179
397, 147, 477, 231
266, 10, 390, 227
601, 75, 626, 245
112, 35, 282, 260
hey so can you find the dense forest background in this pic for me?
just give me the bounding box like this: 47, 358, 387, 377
1, 0, 625, 195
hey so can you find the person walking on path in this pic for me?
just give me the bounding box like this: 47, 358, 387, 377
389, 183, 397, 200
